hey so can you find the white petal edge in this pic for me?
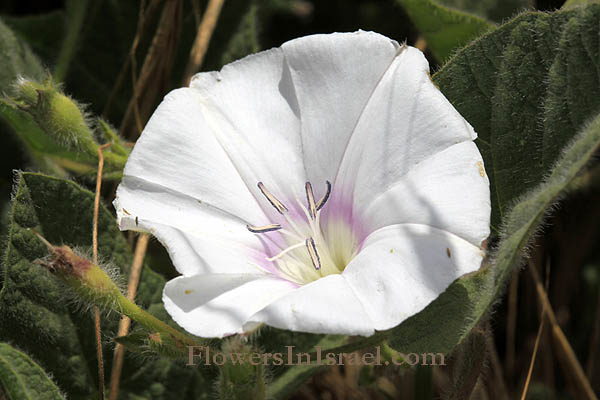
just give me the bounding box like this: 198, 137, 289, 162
245, 274, 375, 336
342, 223, 485, 331
163, 273, 297, 338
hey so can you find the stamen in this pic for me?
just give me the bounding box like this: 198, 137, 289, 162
305, 182, 317, 219
247, 223, 282, 233
257, 182, 288, 214
316, 181, 332, 210
305, 237, 321, 270
267, 241, 306, 261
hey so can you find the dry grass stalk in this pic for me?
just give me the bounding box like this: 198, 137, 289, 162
528, 260, 597, 400
109, 234, 151, 400
120, 0, 182, 139
92, 142, 111, 400
182, 0, 226, 86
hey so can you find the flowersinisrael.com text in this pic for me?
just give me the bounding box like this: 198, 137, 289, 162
187, 346, 445, 366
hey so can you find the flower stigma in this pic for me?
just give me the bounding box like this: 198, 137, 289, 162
247, 181, 358, 285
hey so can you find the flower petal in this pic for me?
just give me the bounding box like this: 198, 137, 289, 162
115, 176, 281, 276
246, 274, 374, 336
122, 87, 269, 225
343, 224, 485, 331
189, 48, 306, 212
359, 141, 490, 245
332, 46, 479, 225
280, 31, 400, 195
163, 273, 297, 338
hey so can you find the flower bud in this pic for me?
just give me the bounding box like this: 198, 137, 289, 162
33, 232, 122, 309
14, 78, 99, 157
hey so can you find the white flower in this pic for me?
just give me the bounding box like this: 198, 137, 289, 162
114, 31, 490, 338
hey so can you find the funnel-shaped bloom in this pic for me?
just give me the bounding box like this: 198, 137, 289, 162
114, 31, 490, 338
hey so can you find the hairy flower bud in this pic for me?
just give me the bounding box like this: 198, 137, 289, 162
33, 232, 121, 309
15, 78, 99, 157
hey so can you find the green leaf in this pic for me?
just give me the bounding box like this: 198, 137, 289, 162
0, 17, 45, 88
543, 6, 600, 170
432, 6, 595, 227
562, 0, 600, 9
114, 332, 149, 354
53, 0, 89, 82
0, 343, 64, 400
395, 0, 494, 61
386, 5, 600, 356
0, 172, 208, 400
437, 0, 531, 22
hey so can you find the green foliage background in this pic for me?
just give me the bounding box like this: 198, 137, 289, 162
0, 0, 599, 399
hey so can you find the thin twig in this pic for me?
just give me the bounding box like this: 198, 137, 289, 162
182, 0, 225, 86
129, 40, 143, 136
109, 234, 150, 400
520, 310, 545, 400
103, 0, 161, 117
586, 287, 600, 379
528, 260, 598, 400
120, 0, 182, 139
92, 142, 111, 400
506, 269, 519, 381
93, 143, 111, 263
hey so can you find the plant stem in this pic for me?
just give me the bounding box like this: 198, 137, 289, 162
92, 142, 110, 400
115, 292, 199, 348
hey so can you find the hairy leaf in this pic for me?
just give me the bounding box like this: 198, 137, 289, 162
0, 343, 64, 400
0, 172, 206, 399
433, 7, 592, 227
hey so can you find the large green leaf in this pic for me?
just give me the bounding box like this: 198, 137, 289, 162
0, 342, 65, 400
433, 6, 598, 228
0, 172, 207, 400
385, 5, 600, 355
395, 0, 494, 61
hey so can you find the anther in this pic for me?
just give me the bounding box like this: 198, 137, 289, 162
305, 182, 317, 219
305, 237, 321, 270
247, 224, 282, 234
316, 181, 331, 211
257, 182, 288, 214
